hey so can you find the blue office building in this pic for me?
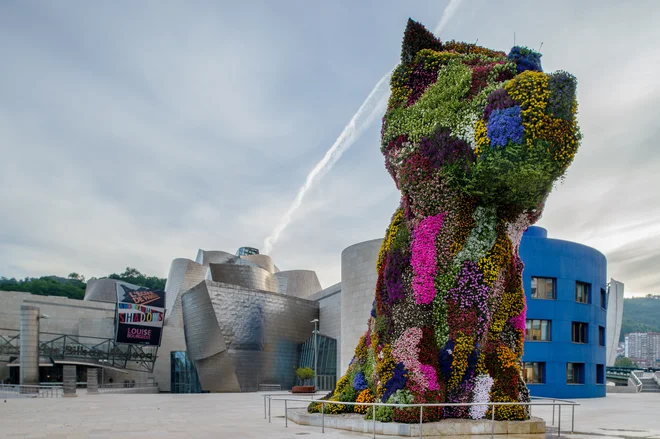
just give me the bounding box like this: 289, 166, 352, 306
520, 226, 607, 398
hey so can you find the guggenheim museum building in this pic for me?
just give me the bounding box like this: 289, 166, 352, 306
0, 229, 624, 398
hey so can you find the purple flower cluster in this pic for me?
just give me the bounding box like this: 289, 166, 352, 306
446, 261, 492, 337
353, 371, 368, 391
487, 106, 524, 147
419, 127, 475, 171
411, 213, 445, 305
407, 64, 439, 107
483, 88, 516, 121
385, 249, 410, 305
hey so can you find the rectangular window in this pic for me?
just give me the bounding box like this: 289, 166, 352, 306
525, 319, 552, 341
599, 326, 605, 346
572, 322, 588, 344
600, 288, 607, 309
567, 363, 585, 384
596, 364, 605, 384
523, 362, 545, 384
531, 277, 556, 300
576, 281, 590, 304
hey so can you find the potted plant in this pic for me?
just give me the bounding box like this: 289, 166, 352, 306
292, 367, 315, 393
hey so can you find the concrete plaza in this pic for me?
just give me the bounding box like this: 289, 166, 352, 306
0, 392, 658, 439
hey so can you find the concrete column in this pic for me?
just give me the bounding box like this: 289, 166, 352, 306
19, 305, 40, 392
63, 365, 77, 397
86, 368, 99, 394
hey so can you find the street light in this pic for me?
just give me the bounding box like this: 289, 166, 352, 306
311, 319, 319, 389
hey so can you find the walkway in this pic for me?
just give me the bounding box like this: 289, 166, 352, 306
0, 392, 658, 438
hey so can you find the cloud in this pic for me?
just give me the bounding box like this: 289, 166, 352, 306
0, 1, 659, 297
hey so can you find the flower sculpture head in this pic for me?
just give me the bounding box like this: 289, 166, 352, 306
383, 19, 580, 221
310, 19, 581, 423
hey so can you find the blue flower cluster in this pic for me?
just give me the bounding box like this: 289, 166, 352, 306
353, 371, 368, 391
487, 106, 524, 147
507, 46, 542, 73
382, 362, 408, 401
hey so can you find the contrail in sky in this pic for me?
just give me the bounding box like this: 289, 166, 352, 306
263, 0, 464, 255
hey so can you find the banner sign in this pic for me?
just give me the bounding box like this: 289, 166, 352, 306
115, 284, 165, 346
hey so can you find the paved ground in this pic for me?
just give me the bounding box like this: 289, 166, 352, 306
0, 391, 658, 439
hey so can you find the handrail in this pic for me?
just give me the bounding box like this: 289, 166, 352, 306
0, 383, 63, 398
654, 371, 660, 386
262, 394, 578, 439
630, 371, 643, 392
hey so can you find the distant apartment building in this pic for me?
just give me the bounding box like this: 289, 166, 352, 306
625, 332, 660, 367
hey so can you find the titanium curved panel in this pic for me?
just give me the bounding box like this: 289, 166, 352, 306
208, 264, 278, 293
181, 284, 227, 361
607, 279, 625, 366
84, 278, 139, 304
340, 238, 382, 375
164, 258, 208, 317
195, 250, 236, 266
241, 255, 275, 274
203, 281, 319, 391
275, 270, 323, 298
193, 350, 241, 392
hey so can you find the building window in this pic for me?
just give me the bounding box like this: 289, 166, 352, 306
600, 288, 607, 309
526, 319, 551, 341
531, 277, 556, 300
523, 362, 545, 384
572, 322, 588, 344
596, 364, 605, 384
567, 363, 585, 384
599, 326, 605, 346
575, 281, 590, 304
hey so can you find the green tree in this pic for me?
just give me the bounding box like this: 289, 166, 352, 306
614, 357, 636, 367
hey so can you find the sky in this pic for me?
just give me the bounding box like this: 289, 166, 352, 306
1, 1, 659, 297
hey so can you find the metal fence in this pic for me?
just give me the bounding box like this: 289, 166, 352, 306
0, 384, 62, 398
98, 382, 159, 394
262, 394, 578, 439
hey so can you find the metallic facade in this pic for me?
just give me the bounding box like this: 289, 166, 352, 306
181, 280, 319, 391
606, 279, 624, 366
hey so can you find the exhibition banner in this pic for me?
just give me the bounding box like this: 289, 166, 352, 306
115, 284, 165, 346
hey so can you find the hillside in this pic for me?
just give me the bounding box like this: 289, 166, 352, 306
621, 297, 660, 341
0, 267, 166, 301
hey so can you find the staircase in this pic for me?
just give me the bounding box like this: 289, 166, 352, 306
639, 377, 660, 393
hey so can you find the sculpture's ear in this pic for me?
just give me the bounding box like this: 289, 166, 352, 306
400, 18, 443, 63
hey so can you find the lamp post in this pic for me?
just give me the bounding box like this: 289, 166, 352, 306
311, 319, 319, 389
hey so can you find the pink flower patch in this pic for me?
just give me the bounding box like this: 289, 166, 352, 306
411, 213, 445, 304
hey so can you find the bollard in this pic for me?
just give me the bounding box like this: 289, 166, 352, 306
322, 401, 325, 433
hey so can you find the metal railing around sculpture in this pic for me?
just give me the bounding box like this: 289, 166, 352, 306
0, 329, 158, 373
262, 394, 578, 439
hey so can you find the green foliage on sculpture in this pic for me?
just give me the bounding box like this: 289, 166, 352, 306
309, 18, 581, 422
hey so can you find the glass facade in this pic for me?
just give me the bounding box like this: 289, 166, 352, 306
566, 363, 584, 384
531, 277, 556, 299
526, 319, 551, 341
170, 351, 201, 393
298, 334, 337, 391
236, 247, 259, 256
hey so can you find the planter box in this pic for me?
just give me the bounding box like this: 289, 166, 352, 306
292, 386, 316, 393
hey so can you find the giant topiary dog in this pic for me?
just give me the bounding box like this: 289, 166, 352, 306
311, 18, 580, 422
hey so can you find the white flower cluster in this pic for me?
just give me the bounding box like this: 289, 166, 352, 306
388, 141, 418, 168
453, 206, 498, 264
469, 374, 494, 419
506, 213, 532, 249
453, 111, 478, 150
